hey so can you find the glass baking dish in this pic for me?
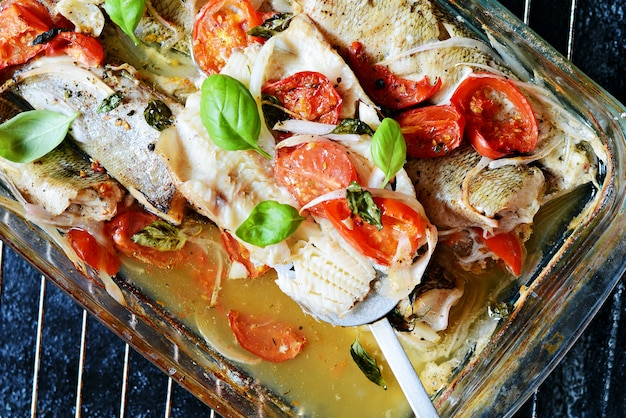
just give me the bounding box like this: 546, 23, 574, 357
1, 0, 625, 417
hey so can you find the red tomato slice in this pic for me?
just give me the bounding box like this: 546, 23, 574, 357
274, 141, 357, 216
220, 229, 270, 278
192, 0, 263, 74
450, 74, 538, 159
346, 41, 441, 110
228, 310, 307, 363
105, 208, 185, 268
262, 71, 343, 124
66, 228, 121, 276
479, 230, 524, 276
396, 105, 465, 158
0, 0, 54, 70
323, 197, 425, 266
45, 31, 104, 67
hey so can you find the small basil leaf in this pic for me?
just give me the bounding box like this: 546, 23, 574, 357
200, 74, 270, 159
33, 28, 71, 45
0, 110, 78, 163
371, 117, 406, 187
235, 201, 306, 247
261, 93, 288, 130
350, 335, 387, 389
144, 99, 173, 131
247, 13, 294, 39
331, 118, 375, 136
131, 219, 186, 251
98, 93, 124, 113
346, 182, 382, 230
104, 0, 146, 45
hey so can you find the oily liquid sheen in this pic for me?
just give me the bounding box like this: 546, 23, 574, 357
120, 184, 593, 417
121, 226, 411, 417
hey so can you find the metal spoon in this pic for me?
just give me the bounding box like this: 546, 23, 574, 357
314, 282, 440, 418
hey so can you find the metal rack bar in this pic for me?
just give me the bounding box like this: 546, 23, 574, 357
30, 276, 46, 418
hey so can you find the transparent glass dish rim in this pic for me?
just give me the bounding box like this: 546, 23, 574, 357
1, 0, 626, 417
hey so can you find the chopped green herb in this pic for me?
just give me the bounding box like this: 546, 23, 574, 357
346, 182, 382, 230
33, 28, 70, 45
247, 13, 294, 39
98, 93, 124, 113
350, 335, 387, 389
487, 301, 512, 320
131, 219, 187, 251
144, 100, 173, 131
261, 93, 289, 130
331, 118, 375, 136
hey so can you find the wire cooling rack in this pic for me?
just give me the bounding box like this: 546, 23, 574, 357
2, 0, 626, 417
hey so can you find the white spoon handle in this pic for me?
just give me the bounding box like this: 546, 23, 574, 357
369, 318, 440, 418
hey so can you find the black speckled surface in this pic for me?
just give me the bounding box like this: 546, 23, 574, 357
1, 1, 625, 417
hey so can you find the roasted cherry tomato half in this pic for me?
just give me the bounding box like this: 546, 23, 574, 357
66, 228, 121, 276
323, 197, 425, 266
220, 229, 270, 278
0, 0, 54, 70
346, 41, 441, 110
396, 104, 465, 158
478, 230, 524, 276
274, 141, 357, 216
46, 31, 104, 67
262, 71, 343, 124
105, 207, 185, 268
450, 74, 538, 159
192, 0, 264, 74
228, 310, 307, 363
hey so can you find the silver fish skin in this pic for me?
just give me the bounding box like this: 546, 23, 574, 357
5, 56, 187, 224
404, 145, 546, 233
0, 93, 124, 223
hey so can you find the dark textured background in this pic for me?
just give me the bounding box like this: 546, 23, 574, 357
1, 0, 625, 416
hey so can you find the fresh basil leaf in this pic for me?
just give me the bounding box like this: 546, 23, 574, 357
0, 110, 77, 163
331, 118, 375, 136
131, 219, 186, 251
144, 99, 173, 131
200, 74, 270, 159
104, 0, 146, 45
235, 201, 306, 247
346, 182, 382, 230
350, 335, 387, 389
98, 93, 124, 113
247, 13, 294, 39
371, 117, 406, 187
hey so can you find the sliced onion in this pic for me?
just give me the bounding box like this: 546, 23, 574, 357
275, 134, 332, 149
298, 188, 346, 215
273, 119, 335, 135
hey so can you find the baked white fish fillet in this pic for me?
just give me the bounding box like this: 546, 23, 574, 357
158, 14, 437, 320
4, 56, 187, 224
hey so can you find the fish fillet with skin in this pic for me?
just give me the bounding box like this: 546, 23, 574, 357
0, 93, 124, 224
405, 146, 545, 233
5, 56, 187, 224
